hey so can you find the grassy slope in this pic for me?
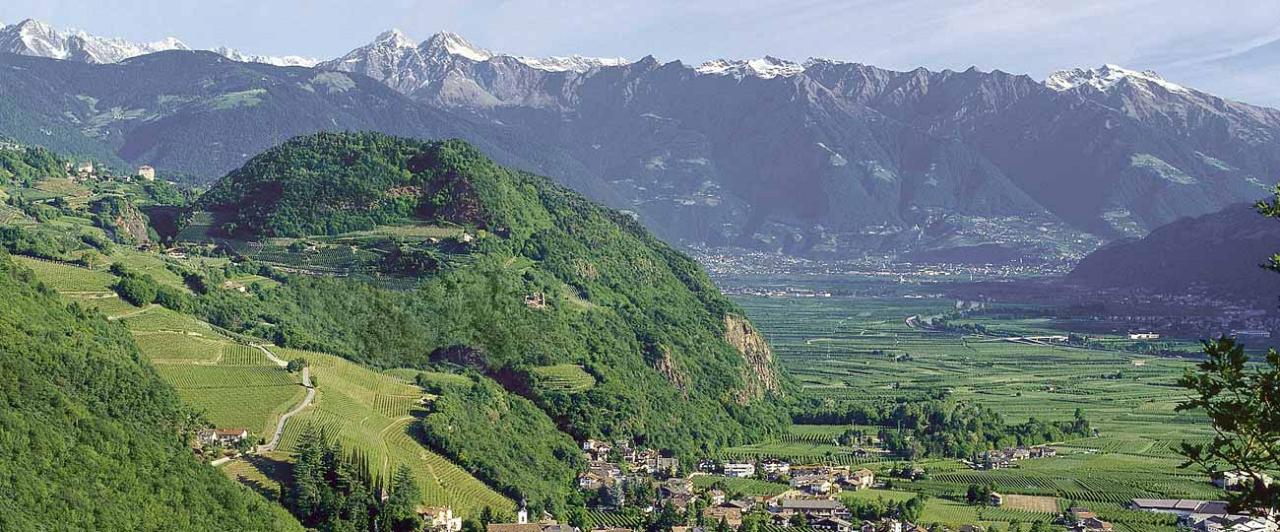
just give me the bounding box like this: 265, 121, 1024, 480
18, 256, 512, 518
0, 252, 300, 531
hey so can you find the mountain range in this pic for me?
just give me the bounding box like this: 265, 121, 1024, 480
0, 18, 315, 66
3, 19, 1279, 262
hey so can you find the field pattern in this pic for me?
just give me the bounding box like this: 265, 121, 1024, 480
733, 289, 1227, 518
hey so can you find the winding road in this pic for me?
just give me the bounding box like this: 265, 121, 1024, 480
253, 344, 315, 452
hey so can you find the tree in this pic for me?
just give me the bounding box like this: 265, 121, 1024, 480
1177, 337, 1280, 512
385, 465, 422, 532
287, 357, 308, 373
1176, 189, 1280, 514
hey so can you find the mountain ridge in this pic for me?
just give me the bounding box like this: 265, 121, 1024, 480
4, 19, 1280, 262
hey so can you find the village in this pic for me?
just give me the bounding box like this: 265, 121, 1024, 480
456, 439, 1276, 532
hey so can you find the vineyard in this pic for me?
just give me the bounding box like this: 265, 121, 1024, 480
729, 282, 1229, 528
273, 349, 514, 517
530, 364, 597, 393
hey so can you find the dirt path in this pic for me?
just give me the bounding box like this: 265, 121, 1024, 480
254, 344, 314, 452
106, 303, 158, 321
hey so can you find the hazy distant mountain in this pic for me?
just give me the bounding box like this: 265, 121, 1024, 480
0, 50, 478, 177
319, 32, 1280, 260
0, 18, 316, 67
1067, 203, 1280, 303
5, 22, 1280, 261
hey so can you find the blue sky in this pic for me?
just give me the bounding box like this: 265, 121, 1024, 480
5, 0, 1280, 105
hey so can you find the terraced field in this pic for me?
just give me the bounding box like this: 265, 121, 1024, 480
273, 349, 514, 517
531, 363, 597, 393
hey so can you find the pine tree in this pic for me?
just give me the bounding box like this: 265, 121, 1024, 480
385, 464, 422, 532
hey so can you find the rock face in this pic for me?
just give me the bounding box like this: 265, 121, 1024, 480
724, 314, 782, 403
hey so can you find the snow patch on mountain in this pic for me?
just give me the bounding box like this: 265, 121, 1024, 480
0, 18, 188, 63
1045, 64, 1189, 94
213, 46, 318, 68
0, 18, 315, 67
513, 54, 629, 72
696, 56, 805, 79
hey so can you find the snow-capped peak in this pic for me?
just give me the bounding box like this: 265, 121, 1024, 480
423, 31, 493, 62
373, 28, 415, 49
0, 18, 323, 67
1045, 64, 1189, 94
695, 56, 806, 79
0, 18, 189, 63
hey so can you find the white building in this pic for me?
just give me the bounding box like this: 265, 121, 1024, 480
723, 462, 756, 478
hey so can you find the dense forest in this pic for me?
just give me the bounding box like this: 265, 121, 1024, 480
0, 251, 298, 531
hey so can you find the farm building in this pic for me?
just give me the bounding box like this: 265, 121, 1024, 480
1128, 332, 1160, 340
1131, 499, 1229, 517
198, 427, 248, 445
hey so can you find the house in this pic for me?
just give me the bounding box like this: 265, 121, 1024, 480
487, 526, 580, 532
792, 474, 834, 495
578, 461, 622, 490
660, 478, 694, 504
137, 165, 156, 181
847, 468, 875, 490
1213, 470, 1274, 491
706, 489, 726, 506
419, 506, 463, 532
761, 459, 791, 478
989, 492, 1003, 507
812, 517, 856, 532
703, 506, 743, 528
1069, 516, 1114, 532
75, 161, 95, 176
1029, 446, 1057, 458
656, 457, 680, 475
723, 462, 756, 478
199, 427, 248, 445
1184, 513, 1279, 532
1128, 332, 1160, 340
775, 498, 850, 519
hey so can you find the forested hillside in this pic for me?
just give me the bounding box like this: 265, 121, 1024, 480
1068, 202, 1280, 304
186, 132, 789, 511
0, 251, 299, 531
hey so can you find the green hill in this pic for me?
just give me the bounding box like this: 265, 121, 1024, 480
188, 131, 789, 511
0, 251, 300, 531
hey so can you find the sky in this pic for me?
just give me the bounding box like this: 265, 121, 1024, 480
4, 0, 1280, 106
